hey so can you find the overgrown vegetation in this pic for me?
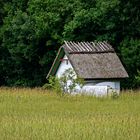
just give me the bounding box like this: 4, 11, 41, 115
0, 0, 139, 88
0, 87, 139, 140
43, 68, 84, 96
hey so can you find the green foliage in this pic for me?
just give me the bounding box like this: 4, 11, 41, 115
43, 76, 62, 96
0, 0, 139, 88
120, 38, 140, 88
135, 70, 140, 86
43, 68, 84, 95
110, 91, 119, 99
59, 68, 84, 94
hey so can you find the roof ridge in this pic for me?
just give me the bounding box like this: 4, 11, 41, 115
63, 41, 114, 54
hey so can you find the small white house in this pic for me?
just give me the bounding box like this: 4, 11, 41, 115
47, 41, 128, 95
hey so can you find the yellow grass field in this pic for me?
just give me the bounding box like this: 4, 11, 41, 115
0, 87, 140, 140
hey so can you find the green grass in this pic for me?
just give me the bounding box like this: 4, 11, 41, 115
0, 87, 140, 140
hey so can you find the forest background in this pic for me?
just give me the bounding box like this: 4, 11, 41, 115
0, 0, 139, 88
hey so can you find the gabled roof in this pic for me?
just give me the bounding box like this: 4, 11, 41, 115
47, 41, 129, 79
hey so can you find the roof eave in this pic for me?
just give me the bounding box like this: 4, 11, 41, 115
83, 77, 129, 81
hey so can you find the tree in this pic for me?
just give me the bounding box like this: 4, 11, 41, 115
135, 70, 140, 86
120, 38, 140, 88
0, 0, 139, 88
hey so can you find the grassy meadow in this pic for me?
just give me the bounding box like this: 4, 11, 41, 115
0, 87, 140, 140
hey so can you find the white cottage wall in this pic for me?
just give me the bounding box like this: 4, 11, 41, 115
85, 81, 120, 91
56, 55, 74, 78
56, 55, 120, 95
80, 81, 120, 95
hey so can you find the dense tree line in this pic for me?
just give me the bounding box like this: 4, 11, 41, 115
0, 0, 139, 88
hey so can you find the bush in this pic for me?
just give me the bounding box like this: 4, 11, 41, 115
43, 76, 62, 96
43, 68, 84, 96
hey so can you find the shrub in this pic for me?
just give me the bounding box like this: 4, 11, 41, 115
43, 76, 62, 96
59, 68, 84, 94
43, 68, 84, 95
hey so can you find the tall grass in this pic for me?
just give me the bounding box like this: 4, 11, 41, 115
0, 87, 140, 140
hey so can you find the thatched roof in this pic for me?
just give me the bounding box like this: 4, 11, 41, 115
47, 41, 128, 79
